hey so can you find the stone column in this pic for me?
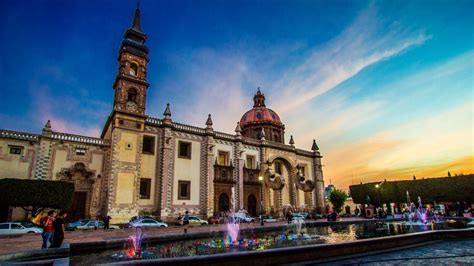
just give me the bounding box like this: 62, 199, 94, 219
312, 152, 325, 213
160, 114, 174, 220
204, 117, 215, 217
34, 120, 53, 179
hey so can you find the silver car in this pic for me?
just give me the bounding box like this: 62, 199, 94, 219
0, 222, 43, 235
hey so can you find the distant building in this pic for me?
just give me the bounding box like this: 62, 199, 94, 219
325, 184, 335, 199
0, 5, 326, 222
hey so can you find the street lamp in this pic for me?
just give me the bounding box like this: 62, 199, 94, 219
258, 175, 264, 226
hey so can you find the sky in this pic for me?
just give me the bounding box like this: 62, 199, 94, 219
0, 0, 473, 190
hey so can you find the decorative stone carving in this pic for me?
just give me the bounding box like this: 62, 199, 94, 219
264, 168, 285, 190
294, 164, 316, 192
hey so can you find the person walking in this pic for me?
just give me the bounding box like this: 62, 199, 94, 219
40, 210, 56, 249
103, 214, 111, 230
183, 211, 190, 234
50, 210, 67, 248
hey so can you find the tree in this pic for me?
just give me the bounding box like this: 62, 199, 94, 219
328, 189, 348, 213
0, 178, 74, 218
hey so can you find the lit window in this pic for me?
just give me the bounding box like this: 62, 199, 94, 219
129, 62, 138, 76
246, 155, 255, 169
178, 180, 191, 200
178, 141, 191, 159
218, 151, 229, 166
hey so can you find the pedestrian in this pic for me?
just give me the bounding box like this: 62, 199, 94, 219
40, 210, 56, 249
286, 211, 292, 224
50, 210, 67, 248
103, 214, 111, 230
183, 211, 190, 234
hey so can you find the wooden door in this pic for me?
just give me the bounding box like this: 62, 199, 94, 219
69, 192, 87, 221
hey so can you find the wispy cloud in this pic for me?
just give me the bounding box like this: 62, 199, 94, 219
271, 4, 430, 114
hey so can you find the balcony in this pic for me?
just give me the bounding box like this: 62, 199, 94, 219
214, 164, 235, 184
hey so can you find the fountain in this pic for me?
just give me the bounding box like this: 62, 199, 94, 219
226, 187, 240, 245
128, 227, 145, 258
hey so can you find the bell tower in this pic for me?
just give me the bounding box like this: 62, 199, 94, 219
113, 2, 149, 115
103, 2, 150, 222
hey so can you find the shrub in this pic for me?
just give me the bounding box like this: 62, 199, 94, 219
328, 189, 348, 213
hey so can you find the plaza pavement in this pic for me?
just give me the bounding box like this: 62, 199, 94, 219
0, 217, 370, 257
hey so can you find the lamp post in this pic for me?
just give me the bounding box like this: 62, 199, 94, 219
258, 175, 264, 226
375, 184, 381, 207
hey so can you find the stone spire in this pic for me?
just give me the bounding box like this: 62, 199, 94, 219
289, 135, 295, 146
205, 114, 213, 127
205, 114, 214, 134
311, 139, 319, 151
42, 120, 52, 136
259, 127, 266, 141
163, 103, 172, 124
235, 122, 242, 135
132, 0, 142, 32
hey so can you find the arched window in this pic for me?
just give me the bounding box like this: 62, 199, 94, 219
127, 88, 138, 102
129, 62, 139, 76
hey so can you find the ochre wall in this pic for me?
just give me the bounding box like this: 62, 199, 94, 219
173, 138, 201, 206
0, 139, 36, 179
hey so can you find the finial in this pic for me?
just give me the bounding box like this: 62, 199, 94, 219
42, 120, 52, 136
289, 135, 295, 146
206, 114, 213, 127
132, 0, 142, 31
235, 122, 242, 133
163, 103, 171, 117
311, 139, 319, 151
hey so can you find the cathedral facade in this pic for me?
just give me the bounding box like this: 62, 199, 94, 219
0, 6, 325, 223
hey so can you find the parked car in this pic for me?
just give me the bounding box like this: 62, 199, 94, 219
130, 218, 168, 228
261, 215, 277, 223
233, 212, 255, 223
66, 219, 94, 231
0, 222, 43, 235
208, 216, 225, 225
76, 220, 120, 230
177, 216, 209, 226
13, 221, 43, 229
129, 216, 155, 223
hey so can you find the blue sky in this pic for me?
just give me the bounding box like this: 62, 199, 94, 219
1, 0, 472, 189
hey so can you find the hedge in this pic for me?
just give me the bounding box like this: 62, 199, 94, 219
0, 178, 74, 216
349, 174, 474, 204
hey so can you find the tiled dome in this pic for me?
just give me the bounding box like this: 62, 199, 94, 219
240, 107, 282, 127
239, 88, 283, 127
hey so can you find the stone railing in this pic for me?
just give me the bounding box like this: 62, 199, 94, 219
51, 132, 110, 146
173, 122, 207, 135
295, 148, 315, 157
145, 117, 162, 126
242, 137, 261, 146
214, 131, 235, 141
0, 129, 39, 141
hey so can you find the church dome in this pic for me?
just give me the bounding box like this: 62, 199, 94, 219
240, 107, 282, 127
239, 88, 285, 145
239, 88, 282, 127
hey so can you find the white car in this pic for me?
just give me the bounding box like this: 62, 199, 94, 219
234, 212, 255, 223
262, 215, 277, 223
130, 219, 168, 228
0, 222, 43, 235
76, 220, 120, 230
177, 216, 208, 226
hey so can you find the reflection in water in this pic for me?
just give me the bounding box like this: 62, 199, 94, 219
70, 222, 454, 265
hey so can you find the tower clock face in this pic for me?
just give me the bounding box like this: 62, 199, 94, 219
126, 101, 138, 112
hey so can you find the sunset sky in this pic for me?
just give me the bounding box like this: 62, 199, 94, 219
1, 0, 472, 190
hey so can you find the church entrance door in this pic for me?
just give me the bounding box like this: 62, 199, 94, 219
69, 192, 87, 221
218, 193, 229, 212
247, 194, 257, 216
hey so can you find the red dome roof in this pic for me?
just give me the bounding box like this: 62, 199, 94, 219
240, 107, 282, 127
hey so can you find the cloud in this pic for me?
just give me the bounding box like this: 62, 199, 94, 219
29, 82, 107, 137
271, 4, 430, 114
